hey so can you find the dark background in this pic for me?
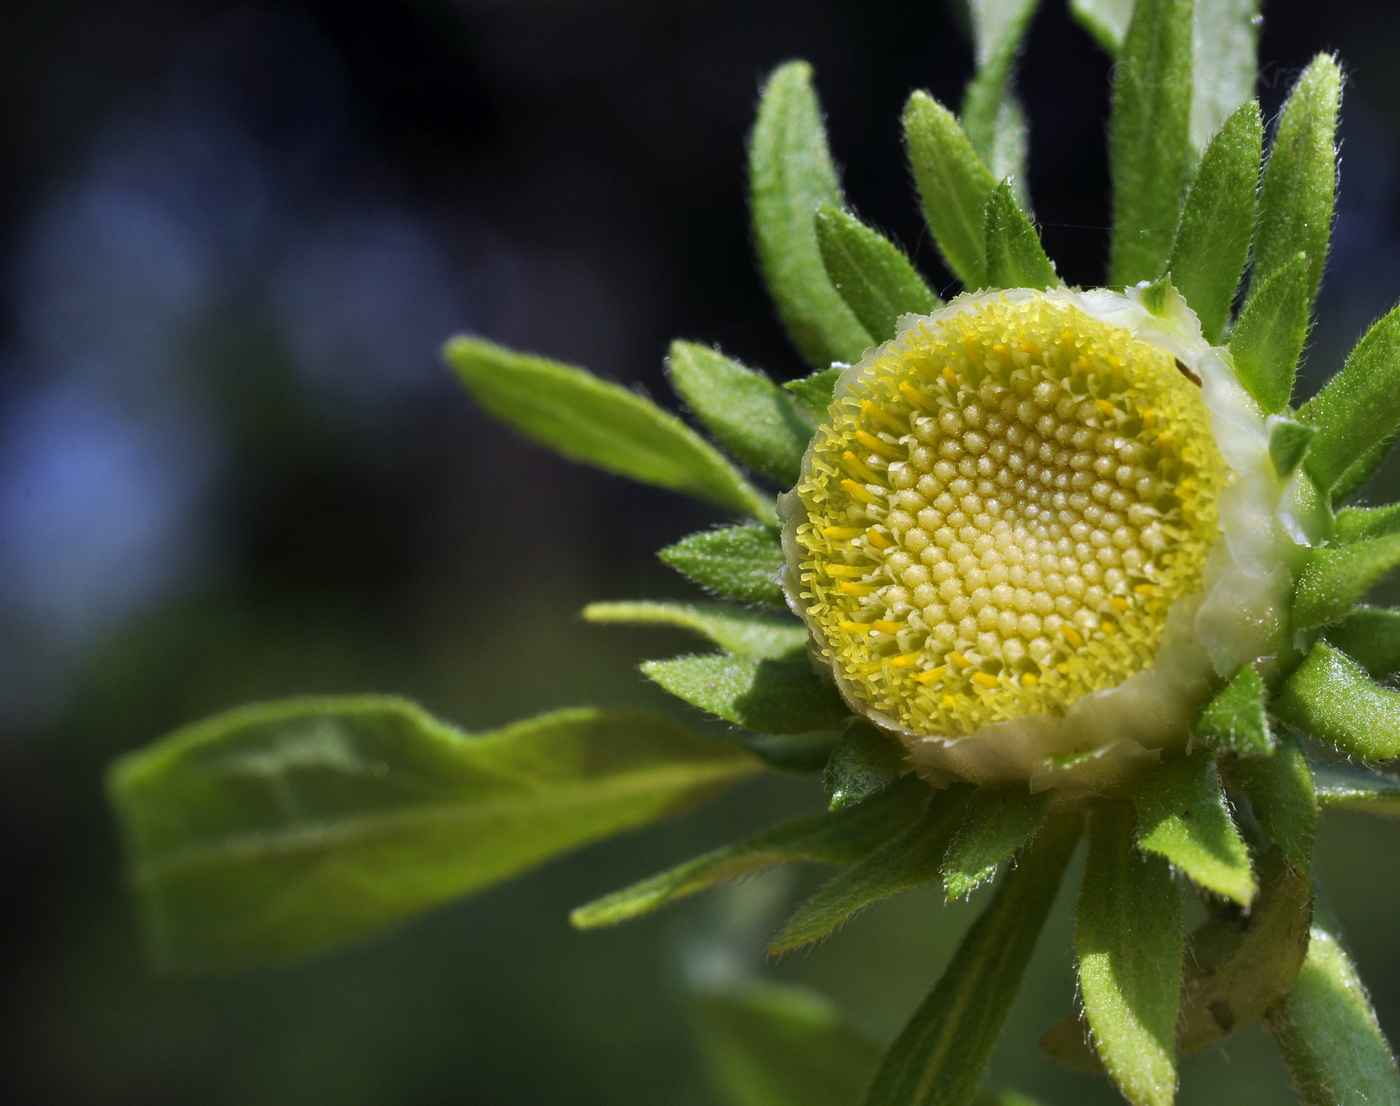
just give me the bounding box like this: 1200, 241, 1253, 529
1, 1, 1399, 1103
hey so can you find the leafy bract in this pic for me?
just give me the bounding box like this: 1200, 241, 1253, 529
446, 338, 772, 522
1189, 0, 1262, 152
750, 62, 873, 369
1229, 254, 1312, 414
940, 787, 1050, 900
983, 181, 1058, 290
1228, 733, 1318, 874
583, 601, 806, 660
668, 342, 813, 485
1069, 0, 1133, 55
1335, 505, 1400, 543
660, 525, 786, 607
1192, 664, 1274, 758
1324, 605, 1400, 678
109, 698, 761, 969
814, 204, 938, 343
824, 719, 910, 810
1274, 642, 1400, 761
1269, 417, 1318, 480
960, 0, 1041, 180
1292, 534, 1400, 633
784, 367, 842, 422
1311, 761, 1400, 816
642, 655, 850, 735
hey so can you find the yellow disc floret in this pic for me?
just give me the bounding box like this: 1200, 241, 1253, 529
785, 291, 1230, 743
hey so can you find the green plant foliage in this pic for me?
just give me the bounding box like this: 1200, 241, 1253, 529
1189, 0, 1262, 152
861, 816, 1080, 1106
582, 601, 807, 660
1310, 761, 1400, 816
960, 0, 1041, 180
446, 337, 773, 522
769, 786, 973, 955
940, 788, 1050, 900
903, 90, 999, 287
1265, 913, 1400, 1106
667, 342, 813, 485
659, 525, 786, 607
1108, 0, 1195, 286
1274, 642, 1400, 760
108, 698, 760, 969
1292, 534, 1400, 633
1335, 505, 1400, 543
1191, 664, 1273, 758
1228, 733, 1318, 873
641, 655, 851, 734
1069, 0, 1134, 54
750, 62, 873, 369
1249, 56, 1341, 319
983, 181, 1058, 290
814, 204, 938, 343
824, 720, 910, 810
1303, 301, 1400, 497
784, 366, 842, 422
570, 776, 927, 929
692, 981, 883, 1106
1268, 416, 1318, 479
1133, 753, 1256, 905
1166, 99, 1262, 344
1323, 605, 1400, 678
740, 732, 845, 774
1229, 255, 1313, 415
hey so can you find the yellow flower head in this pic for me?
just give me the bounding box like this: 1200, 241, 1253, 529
781, 286, 1307, 792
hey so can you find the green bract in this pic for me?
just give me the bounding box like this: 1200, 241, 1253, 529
108, 4, 1400, 1106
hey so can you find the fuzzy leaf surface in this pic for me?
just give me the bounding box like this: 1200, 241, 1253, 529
1228, 732, 1318, 873
642, 655, 850, 735
1192, 664, 1273, 758
814, 204, 937, 343
1292, 534, 1400, 632
1229, 254, 1312, 414
1189, 0, 1261, 152
109, 699, 760, 969
961, 0, 1041, 177
824, 720, 910, 810
1269, 417, 1318, 479
1274, 642, 1400, 760
784, 367, 842, 422
583, 601, 806, 660
1311, 761, 1400, 816
1324, 605, 1400, 679
983, 181, 1058, 290
446, 338, 771, 522
659, 525, 786, 607
750, 62, 872, 369
668, 342, 813, 485
940, 788, 1050, 900
1336, 505, 1400, 543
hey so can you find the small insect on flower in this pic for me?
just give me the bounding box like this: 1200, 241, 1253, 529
781, 284, 1315, 793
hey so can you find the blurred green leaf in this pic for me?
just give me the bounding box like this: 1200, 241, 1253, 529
862, 815, 1080, 1106
741, 731, 844, 773
1069, 0, 1133, 54
770, 785, 973, 955
1108, 0, 1195, 286
1228, 732, 1318, 873
903, 90, 999, 287
961, 0, 1041, 180
1265, 911, 1400, 1106
1229, 253, 1312, 414
1192, 664, 1274, 758
1190, 0, 1262, 152
446, 337, 772, 522
109, 699, 761, 970
583, 601, 806, 660
750, 62, 873, 369
824, 719, 910, 810
1335, 505, 1400, 543
642, 655, 850, 734
1134, 753, 1256, 905
983, 181, 1058, 289
668, 342, 813, 486
660, 524, 786, 607
1249, 56, 1341, 319
1334, 429, 1400, 503
1324, 605, 1400, 678
814, 204, 938, 343
1292, 534, 1400, 632
1077, 802, 1182, 1106
1269, 416, 1318, 479
571, 775, 927, 928
1167, 99, 1262, 344
784, 366, 842, 422
1302, 301, 1400, 497
1274, 642, 1400, 760
692, 980, 883, 1106
940, 788, 1050, 900
1310, 760, 1400, 815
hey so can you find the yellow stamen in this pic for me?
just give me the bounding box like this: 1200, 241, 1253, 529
1101, 621, 1119, 636
822, 526, 863, 540
1110, 597, 1130, 613
1096, 399, 1117, 418
843, 451, 882, 485
1133, 583, 1157, 596
837, 581, 872, 597
914, 666, 945, 685
826, 564, 866, 579
948, 652, 972, 669
865, 527, 891, 549
890, 653, 920, 668
942, 364, 959, 386
971, 672, 999, 688
870, 619, 901, 635
1061, 625, 1085, 648
861, 401, 906, 434
854, 429, 898, 458
899, 380, 938, 411
840, 478, 879, 504
1020, 672, 1039, 687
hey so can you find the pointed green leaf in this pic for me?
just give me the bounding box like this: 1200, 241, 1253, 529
770, 786, 973, 954
1108, 0, 1196, 286
1302, 301, 1400, 496
445, 337, 772, 522
750, 62, 873, 369
1229, 254, 1313, 414
1274, 642, 1400, 760
1265, 911, 1400, 1106
1192, 664, 1274, 758
660, 524, 786, 607
583, 601, 806, 660
961, 0, 1041, 178
1269, 416, 1318, 479
1228, 732, 1318, 874
1250, 56, 1341, 314
814, 204, 939, 342
692, 981, 882, 1106
108, 699, 761, 969
941, 787, 1050, 900
1077, 802, 1182, 1106
1334, 429, 1400, 504
1167, 99, 1262, 344
1292, 534, 1400, 633
1311, 760, 1400, 816
668, 342, 813, 485
983, 181, 1058, 290
642, 655, 850, 735
861, 815, 1080, 1106
984, 99, 1032, 196
903, 90, 999, 287
1325, 605, 1400, 678
571, 774, 927, 928
784, 366, 842, 423
1134, 753, 1256, 905
1190, 0, 1261, 153
1069, 0, 1134, 54
824, 719, 910, 810
1336, 505, 1400, 544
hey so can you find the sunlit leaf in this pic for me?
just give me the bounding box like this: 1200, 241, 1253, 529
961, 0, 1041, 180
1292, 534, 1400, 633
659, 525, 786, 607
983, 181, 1058, 290
1274, 642, 1400, 760
1227, 732, 1318, 873
1269, 416, 1318, 479
815, 204, 938, 343
824, 719, 910, 810
1069, 0, 1134, 54
1229, 253, 1312, 414
1189, 0, 1261, 152
1191, 664, 1274, 758
784, 366, 843, 423
583, 601, 807, 660
642, 655, 850, 735
940, 787, 1050, 900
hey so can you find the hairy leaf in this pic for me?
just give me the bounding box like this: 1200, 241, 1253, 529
1192, 664, 1274, 758
1229, 254, 1313, 414
1335, 505, 1400, 543
642, 655, 850, 735
1269, 417, 1318, 479
1228, 732, 1318, 873
659, 525, 786, 607
941, 787, 1050, 900
961, 0, 1041, 179
1190, 0, 1262, 152
983, 181, 1058, 290
1292, 534, 1400, 633
815, 204, 938, 343
1324, 605, 1400, 679
583, 601, 806, 660
824, 720, 910, 810
784, 366, 842, 423
1274, 642, 1400, 760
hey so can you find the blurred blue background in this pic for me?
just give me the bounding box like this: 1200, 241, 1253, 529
2, 1, 1399, 1102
